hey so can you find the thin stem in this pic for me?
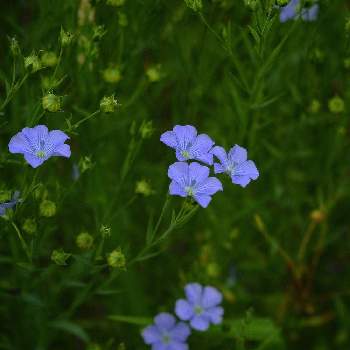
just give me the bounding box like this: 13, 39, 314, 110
11, 222, 32, 263
298, 221, 316, 262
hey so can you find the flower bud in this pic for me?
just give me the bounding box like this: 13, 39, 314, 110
139, 120, 154, 139
276, 0, 289, 6
9, 37, 20, 57
51, 248, 71, 266
107, 248, 126, 269
310, 209, 326, 223
146, 64, 162, 82
100, 224, 111, 238
24, 53, 42, 73
184, 0, 202, 12
100, 95, 119, 113
309, 99, 321, 114
76, 232, 94, 250
78, 156, 94, 174
40, 200, 56, 217
41, 51, 58, 67
22, 218, 37, 235
118, 12, 128, 27
328, 96, 345, 114
102, 66, 122, 84
42, 93, 61, 112
60, 28, 74, 46
135, 180, 154, 196
244, 0, 258, 9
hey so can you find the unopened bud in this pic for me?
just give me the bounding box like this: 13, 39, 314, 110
22, 218, 37, 235
100, 95, 119, 113
100, 225, 111, 238
135, 180, 154, 196
102, 66, 122, 84
40, 200, 56, 217
310, 209, 326, 223
76, 232, 94, 250
51, 248, 71, 266
107, 248, 126, 269
41, 51, 58, 67
60, 28, 74, 46
139, 120, 154, 139
42, 93, 61, 112
9, 37, 20, 57
24, 53, 41, 73
328, 96, 345, 114
184, 0, 202, 12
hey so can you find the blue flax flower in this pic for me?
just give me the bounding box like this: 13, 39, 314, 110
175, 283, 224, 331
142, 312, 191, 350
9, 125, 71, 168
0, 191, 21, 216
161, 125, 214, 165
211, 144, 259, 188
280, 0, 319, 22
168, 162, 222, 208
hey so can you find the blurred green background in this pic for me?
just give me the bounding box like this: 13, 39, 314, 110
0, 0, 349, 349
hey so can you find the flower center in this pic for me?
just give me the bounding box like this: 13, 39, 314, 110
194, 305, 203, 315
162, 333, 171, 344
226, 163, 235, 175
185, 186, 194, 196
36, 150, 46, 158
181, 150, 190, 159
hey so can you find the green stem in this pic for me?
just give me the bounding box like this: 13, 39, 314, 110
11, 222, 32, 263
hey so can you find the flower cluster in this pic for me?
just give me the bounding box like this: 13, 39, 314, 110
279, 0, 319, 22
161, 125, 259, 208
142, 283, 223, 350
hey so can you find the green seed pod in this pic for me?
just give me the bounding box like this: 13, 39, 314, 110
100, 225, 111, 238
40, 200, 57, 217
146, 64, 162, 82
51, 249, 71, 266
9, 37, 21, 57
76, 232, 94, 250
60, 28, 74, 46
328, 96, 345, 114
309, 99, 321, 114
107, 248, 126, 269
102, 66, 122, 84
135, 180, 154, 196
184, 0, 202, 12
276, 0, 289, 6
100, 95, 119, 113
42, 93, 61, 112
22, 218, 37, 235
139, 120, 154, 139
41, 51, 58, 67
24, 53, 42, 73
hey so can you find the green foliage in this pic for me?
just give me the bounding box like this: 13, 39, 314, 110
0, 0, 349, 349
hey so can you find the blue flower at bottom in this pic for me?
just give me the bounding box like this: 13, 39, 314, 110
8, 125, 71, 168
175, 283, 224, 331
160, 125, 214, 165
168, 162, 223, 208
0, 191, 21, 216
211, 145, 259, 188
280, 0, 319, 22
142, 313, 191, 350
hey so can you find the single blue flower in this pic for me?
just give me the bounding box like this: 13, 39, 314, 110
9, 125, 71, 168
142, 312, 191, 350
160, 125, 214, 165
0, 191, 21, 216
175, 283, 224, 331
168, 162, 223, 208
280, 0, 319, 22
211, 145, 259, 188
